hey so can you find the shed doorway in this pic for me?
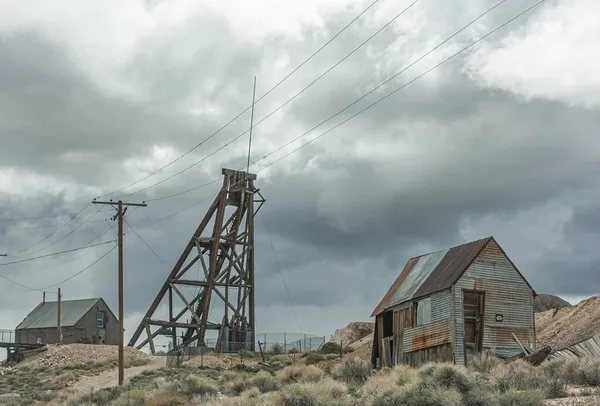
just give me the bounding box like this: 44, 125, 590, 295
463, 290, 485, 366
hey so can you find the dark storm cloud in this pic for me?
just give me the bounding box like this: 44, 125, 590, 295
0, 0, 598, 340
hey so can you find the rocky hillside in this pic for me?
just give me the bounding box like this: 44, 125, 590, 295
534, 293, 572, 313
536, 296, 600, 350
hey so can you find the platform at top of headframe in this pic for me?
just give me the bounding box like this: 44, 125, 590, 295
222, 168, 257, 181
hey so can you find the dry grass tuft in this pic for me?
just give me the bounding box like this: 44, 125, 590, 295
331, 357, 372, 386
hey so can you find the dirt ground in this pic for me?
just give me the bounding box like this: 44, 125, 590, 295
49, 356, 165, 404
536, 296, 600, 350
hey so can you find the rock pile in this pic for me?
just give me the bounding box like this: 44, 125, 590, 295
20, 344, 151, 368
536, 296, 600, 350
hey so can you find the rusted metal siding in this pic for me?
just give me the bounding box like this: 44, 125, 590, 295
403, 320, 451, 353
454, 239, 535, 364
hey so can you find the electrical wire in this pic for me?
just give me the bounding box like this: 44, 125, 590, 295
120, 0, 420, 201
16, 202, 92, 254
100, 0, 384, 199
124, 219, 170, 270
144, 0, 513, 204
0, 243, 117, 291
0, 240, 116, 268
132, 0, 546, 231
25, 206, 106, 257
0, 205, 137, 291
0, 219, 107, 232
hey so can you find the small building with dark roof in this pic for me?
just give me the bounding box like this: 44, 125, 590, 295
15, 297, 118, 345
371, 237, 536, 368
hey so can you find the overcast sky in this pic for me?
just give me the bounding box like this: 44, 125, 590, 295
0, 0, 599, 350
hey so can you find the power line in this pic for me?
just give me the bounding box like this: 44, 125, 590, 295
0, 244, 118, 292
0, 240, 116, 268
122, 0, 419, 201
124, 219, 170, 270
0, 219, 107, 232
25, 206, 106, 257
143, 0, 513, 204
130, 0, 546, 233
16, 202, 92, 254
101, 0, 383, 199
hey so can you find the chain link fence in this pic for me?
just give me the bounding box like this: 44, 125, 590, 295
159, 332, 326, 366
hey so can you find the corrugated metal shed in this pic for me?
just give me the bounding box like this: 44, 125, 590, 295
371, 237, 493, 317
16, 298, 102, 330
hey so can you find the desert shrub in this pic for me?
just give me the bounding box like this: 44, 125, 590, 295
497, 389, 544, 406
462, 387, 500, 406
576, 358, 600, 386
145, 394, 188, 406
113, 389, 147, 405
288, 347, 299, 354
493, 360, 547, 392
389, 365, 419, 386
125, 356, 151, 368
470, 351, 501, 374
372, 381, 462, 406
419, 362, 439, 378
331, 357, 372, 386
360, 375, 397, 400
277, 365, 325, 384
222, 376, 250, 396
277, 379, 348, 406
177, 374, 219, 397
344, 346, 356, 353
74, 387, 123, 406
305, 352, 326, 365
545, 375, 568, 399
250, 371, 280, 393
319, 342, 343, 355
426, 363, 473, 393
238, 349, 255, 359
268, 343, 284, 355
541, 358, 566, 378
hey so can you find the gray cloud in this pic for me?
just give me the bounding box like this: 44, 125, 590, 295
0, 0, 598, 344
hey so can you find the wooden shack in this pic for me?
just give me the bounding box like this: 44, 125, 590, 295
371, 237, 536, 367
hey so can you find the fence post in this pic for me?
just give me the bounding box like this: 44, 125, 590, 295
284, 333, 287, 354
304, 334, 306, 351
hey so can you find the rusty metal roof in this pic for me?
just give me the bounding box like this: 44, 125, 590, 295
370, 237, 493, 317
413, 237, 492, 299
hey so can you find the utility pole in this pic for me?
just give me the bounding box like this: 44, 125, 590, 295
57, 288, 61, 344
92, 199, 146, 386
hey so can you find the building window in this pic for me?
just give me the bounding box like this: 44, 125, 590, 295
414, 298, 431, 326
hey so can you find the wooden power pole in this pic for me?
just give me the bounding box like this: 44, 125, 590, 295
92, 199, 146, 386
57, 288, 61, 344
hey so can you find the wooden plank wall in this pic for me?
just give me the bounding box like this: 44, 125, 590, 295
403, 343, 453, 367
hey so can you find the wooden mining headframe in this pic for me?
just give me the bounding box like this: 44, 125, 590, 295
127, 168, 265, 353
